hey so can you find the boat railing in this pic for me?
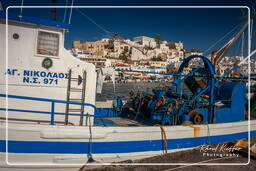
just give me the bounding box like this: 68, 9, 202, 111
0, 94, 107, 126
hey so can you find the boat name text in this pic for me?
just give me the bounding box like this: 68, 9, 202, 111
5, 68, 68, 85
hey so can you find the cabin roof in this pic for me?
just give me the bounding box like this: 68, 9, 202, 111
0, 11, 69, 30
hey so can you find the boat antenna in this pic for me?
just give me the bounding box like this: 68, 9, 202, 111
18, 0, 24, 20
68, 0, 74, 24
63, 0, 68, 23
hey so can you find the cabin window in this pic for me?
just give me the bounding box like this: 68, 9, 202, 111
37, 31, 59, 56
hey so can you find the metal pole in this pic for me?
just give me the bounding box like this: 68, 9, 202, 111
209, 78, 215, 123
81, 71, 86, 126
18, 0, 24, 20
63, 0, 68, 23
65, 69, 71, 125
50, 102, 55, 125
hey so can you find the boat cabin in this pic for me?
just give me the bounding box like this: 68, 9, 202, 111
0, 11, 97, 126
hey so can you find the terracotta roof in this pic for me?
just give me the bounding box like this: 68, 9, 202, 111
115, 64, 129, 67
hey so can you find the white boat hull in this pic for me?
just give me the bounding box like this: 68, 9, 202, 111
0, 120, 255, 170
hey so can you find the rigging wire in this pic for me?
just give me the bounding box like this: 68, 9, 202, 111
221, 49, 256, 78
241, 32, 244, 57
233, 34, 242, 57
75, 8, 114, 37
203, 23, 242, 55
239, 30, 248, 57
251, 19, 254, 42
75, 9, 148, 55
68, 0, 74, 24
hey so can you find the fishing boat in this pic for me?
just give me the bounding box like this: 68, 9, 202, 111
0, 8, 256, 171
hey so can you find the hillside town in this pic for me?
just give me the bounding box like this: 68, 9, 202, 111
70, 35, 256, 81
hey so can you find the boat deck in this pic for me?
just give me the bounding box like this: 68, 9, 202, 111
94, 116, 156, 127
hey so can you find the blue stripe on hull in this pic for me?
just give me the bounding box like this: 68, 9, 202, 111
1, 131, 255, 154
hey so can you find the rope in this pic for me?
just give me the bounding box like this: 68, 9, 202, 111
155, 124, 168, 154
205, 123, 211, 144
165, 156, 235, 171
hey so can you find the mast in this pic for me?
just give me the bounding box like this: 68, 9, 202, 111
51, 0, 57, 21
0, 1, 3, 11
18, 0, 24, 19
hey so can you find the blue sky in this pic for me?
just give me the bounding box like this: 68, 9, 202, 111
3, 0, 256, 57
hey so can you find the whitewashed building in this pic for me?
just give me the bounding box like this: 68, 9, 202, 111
133, 36, 157, 48
185, 51, 203, 58
71, 48, 92, 59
